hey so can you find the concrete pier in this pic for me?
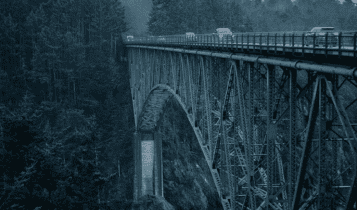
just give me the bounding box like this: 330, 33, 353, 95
134, 131, 163, 201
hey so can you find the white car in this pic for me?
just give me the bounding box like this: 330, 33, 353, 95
127, 35, 134, 41
214, 28, 234, 42
185, 32, 197, 41
157, 36, 165, 42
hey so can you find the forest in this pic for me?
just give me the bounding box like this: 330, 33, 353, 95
1, 0, 356, 209
147, 0, 357, 35
1, 0, 132, 209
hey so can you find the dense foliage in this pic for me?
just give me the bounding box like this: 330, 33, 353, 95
148, 0, 357, 35
0, 0, 132, 209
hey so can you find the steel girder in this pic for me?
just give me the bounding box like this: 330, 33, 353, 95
127, 46, 357, 210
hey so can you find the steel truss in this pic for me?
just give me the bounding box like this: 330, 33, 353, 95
128, 46, 357, 210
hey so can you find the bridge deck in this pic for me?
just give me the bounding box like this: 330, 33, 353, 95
124, 31, 357, 58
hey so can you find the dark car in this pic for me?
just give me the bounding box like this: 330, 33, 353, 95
305, 27, 338, 47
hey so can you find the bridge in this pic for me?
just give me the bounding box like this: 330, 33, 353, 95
123, 32, 357, 210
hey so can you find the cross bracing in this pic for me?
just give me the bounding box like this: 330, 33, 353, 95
126, 41, 357, 210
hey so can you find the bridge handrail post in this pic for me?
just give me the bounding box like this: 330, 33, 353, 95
325, 32, 328, 56
283, 32, 286, 54
267, 33, 270, 53
338, 32, 342, 58
292, 32, 295, 55
214, 35, 216, 48
225, 33, 228, 48
253, 33, 256, 52
313, 33, 316, 55
353, 32, 357, 58
260, 33, 262, 53
241, 33, 244, 52
302, 32, 305, 57
275, 33, 277, 54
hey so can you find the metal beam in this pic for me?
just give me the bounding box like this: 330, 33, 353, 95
127, 45, 357, 78
292, 77, 321, 210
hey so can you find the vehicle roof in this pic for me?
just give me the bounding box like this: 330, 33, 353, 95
216, 28, 232, 33
311, 27, 335, 31
312, 27, 334, 29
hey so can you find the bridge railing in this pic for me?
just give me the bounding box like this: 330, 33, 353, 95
124, 31, 357, 56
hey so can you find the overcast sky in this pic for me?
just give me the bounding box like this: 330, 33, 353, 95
121, 0, 357, 34
121, 0, 152, 34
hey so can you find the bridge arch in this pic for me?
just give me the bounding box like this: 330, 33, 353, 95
130, 50, 272, 209
134, 82, 234, 209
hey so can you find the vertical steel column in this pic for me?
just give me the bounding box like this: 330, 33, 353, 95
159, 51, 163, 84
170, 52, 177, 91
180, 54, 188, 105
292, 77, 320, 210
140, 49, 145, 109
330, 76, 338, 201
266, 65, 276, 209
163, 52, 167, 84
248, 63, 257, 210
129, 50, 137, 129
151, 50, 156, 88
289, 68, 297, 209
155, 50, 159, 85
144, 49, 149, 98
236, 60, 253, 209
222, 61, 235, 207
317, 78, 327, 209
133, 132, 142, 201
204, 57, 214, 159
203, 57, 213, 149
154, 131, 163, 197
187, 55, 195, 121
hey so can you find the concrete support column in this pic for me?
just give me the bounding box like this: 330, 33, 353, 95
154, 131, 164, 197
133, 132, 142, 201
133, 130, 163, 201
141, 133, 154, 196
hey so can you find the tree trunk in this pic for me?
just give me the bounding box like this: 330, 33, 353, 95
73, 80, 76, 105
118, 159, 120, 178
47, 59, 52, 102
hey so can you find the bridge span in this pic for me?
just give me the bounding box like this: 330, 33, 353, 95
124, 32, 357, 210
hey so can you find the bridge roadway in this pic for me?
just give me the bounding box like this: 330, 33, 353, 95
124, 32, 357, 210
126, 31, 357, 58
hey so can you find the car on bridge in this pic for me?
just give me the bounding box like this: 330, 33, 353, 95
185, 32, 197, 42
157, 36, 166, 42
305, 27, 338, 47
127, 35, 134, 41
213, 28, 234, 43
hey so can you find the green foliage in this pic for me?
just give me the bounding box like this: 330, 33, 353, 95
147, 0, 357, 33
0, 0, 132, 209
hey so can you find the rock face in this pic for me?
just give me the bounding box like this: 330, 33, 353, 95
132, 195, 175, 210
157, 99, 223, 210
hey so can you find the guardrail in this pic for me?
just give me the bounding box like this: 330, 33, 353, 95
124, 31, 357, 57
